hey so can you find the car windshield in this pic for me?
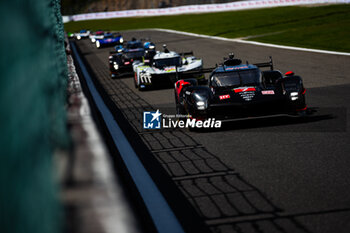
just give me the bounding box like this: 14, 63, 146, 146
127, 42, 143, 49
212, 69, 261, 87
125, 50, 144, 59
154, 57, 181, 68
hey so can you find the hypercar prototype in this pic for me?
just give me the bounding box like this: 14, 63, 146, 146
96, 33, 123, 49
75, 29, 90, 40
109, 38, 156, 78
133, 45, 205, 90
174, 54, 307, 121
89, 30, 104, 43
67, 32, 75, 38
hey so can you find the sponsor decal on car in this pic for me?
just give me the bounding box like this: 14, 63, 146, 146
164, 67, 176, 72
226, 66, 249, 70
233, 87, 256, 101
239, 91, 255, 101
233, 87, 256, 93
219, 94, 230, 100
261, 90, 275, 95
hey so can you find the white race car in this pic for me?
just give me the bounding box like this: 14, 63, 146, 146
133, 45, 205, 90
89, 30, 104, 43
75, 29, 90, 40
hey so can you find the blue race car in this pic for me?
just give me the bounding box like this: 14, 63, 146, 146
96, 32, 123, 49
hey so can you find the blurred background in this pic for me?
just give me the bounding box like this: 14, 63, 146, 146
61, 0, 244, 14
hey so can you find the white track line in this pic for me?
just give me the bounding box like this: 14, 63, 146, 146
150, 28, 350, 56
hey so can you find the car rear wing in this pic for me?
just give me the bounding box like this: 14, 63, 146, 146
253, 56, 274, 71
179, 51, 194, 57
175, 67, 215, 80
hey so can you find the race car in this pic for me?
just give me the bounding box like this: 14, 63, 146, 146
109, 38, 156, 78
133, 45, 205, 90
89, 30, 104, 43
75, 29, 90, 40
96, 32, 123, 49
67, 32, 75, 38
174, 54, 307, 121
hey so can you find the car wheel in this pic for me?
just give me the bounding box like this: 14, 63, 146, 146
176, 103, 187, 115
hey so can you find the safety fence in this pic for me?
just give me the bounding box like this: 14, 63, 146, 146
0, 1, 68, 233
63, 0, 350, 22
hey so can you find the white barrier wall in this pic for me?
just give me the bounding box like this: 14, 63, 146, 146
63, 0, 350, 23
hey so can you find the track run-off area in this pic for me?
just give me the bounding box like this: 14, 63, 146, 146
74, 29, 350, 233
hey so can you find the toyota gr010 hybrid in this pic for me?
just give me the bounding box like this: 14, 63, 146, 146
96, 32, 123, 49
174, 54, 307, 121
133, 45, 205, 90
109, 38, 156, 78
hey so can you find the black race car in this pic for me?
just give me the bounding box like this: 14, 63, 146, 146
174, 54, 307, 121
109, 38, 156, 78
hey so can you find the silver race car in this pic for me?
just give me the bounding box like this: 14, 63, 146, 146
133, 45, 205, 90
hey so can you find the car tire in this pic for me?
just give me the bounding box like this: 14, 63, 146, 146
176, 103, 186, 115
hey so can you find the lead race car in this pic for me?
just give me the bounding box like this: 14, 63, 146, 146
109, 38, 156, 78
175, 54, 307, 121
133, 45, 205, 90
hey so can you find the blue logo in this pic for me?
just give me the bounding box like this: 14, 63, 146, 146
143, 110, 162, 129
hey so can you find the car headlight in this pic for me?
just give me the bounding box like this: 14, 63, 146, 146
113, 63, 119, 70
197, 101, 205, 106
149, 45, 155, 49
196, 101, 206, 110
119, 37, 123, 43
91, 38, 96, 43
77, 35, 81, 40
290, 92, 299, 101
96, 41, 100, 48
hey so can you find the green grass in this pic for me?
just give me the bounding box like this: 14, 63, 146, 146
64, 4, 350, 52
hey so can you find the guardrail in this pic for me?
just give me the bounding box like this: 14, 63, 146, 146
63, 0, 350, 23
70, 41, 186, 233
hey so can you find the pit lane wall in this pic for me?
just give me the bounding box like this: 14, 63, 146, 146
63, 0, 350, 22
0, 1, 68, 233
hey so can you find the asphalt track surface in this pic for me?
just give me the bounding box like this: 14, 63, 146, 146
75, 30, 350, 233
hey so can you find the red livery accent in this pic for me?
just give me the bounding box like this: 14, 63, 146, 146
285, 71, 294, 76
297, 105, 307, 111
233, 87, 256, 93
219, 94, 230, 100
124, 61, 130, 65
175, 80, 191, 99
